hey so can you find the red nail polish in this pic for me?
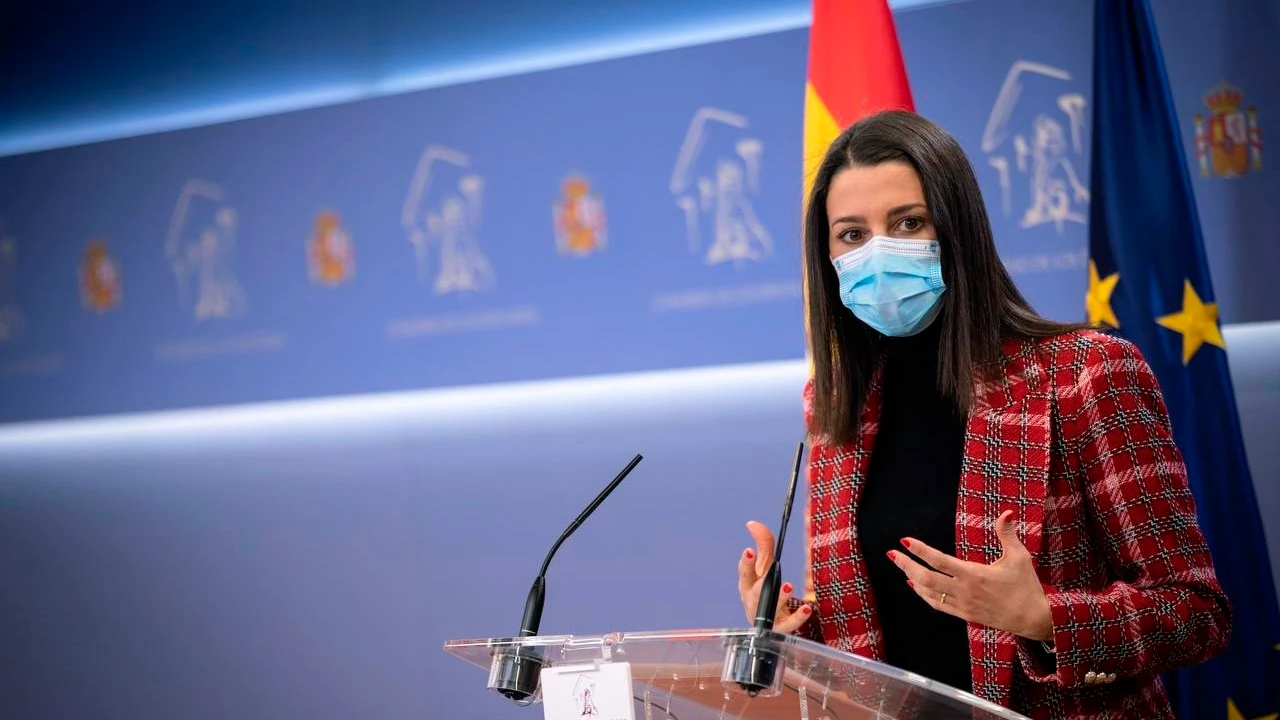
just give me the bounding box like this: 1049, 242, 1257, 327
907, 579, 915, 588
802, 605, 812, 615
886, 550, 896, 562
745, 549, 754, 559
901, 539, 911, 549
782, 582, 793, 594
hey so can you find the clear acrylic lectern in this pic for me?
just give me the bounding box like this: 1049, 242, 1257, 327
445, 627, 1030, 719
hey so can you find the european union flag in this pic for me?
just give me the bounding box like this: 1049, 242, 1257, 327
1088, 1, 1280, 717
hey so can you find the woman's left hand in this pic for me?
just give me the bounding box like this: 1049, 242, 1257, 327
888, 509, 1053, 642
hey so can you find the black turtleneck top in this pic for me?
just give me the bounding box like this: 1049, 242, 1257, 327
856, 319, 973, 693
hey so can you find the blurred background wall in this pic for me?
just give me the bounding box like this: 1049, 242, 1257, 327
0, 0, 1277, 718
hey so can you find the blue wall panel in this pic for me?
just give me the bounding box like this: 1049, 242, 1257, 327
3, 0, 1277, 424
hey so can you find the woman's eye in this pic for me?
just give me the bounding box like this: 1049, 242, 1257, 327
900, 217, 922, 232
839, 228, 863, 243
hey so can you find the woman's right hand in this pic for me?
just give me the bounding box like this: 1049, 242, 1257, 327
738, 520, 812, 633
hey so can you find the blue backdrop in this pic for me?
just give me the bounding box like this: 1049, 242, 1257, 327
0, 2, 1278, 720
1, 0, 1276, 424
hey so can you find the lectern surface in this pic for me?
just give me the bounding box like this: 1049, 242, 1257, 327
445, 628, 1029, 720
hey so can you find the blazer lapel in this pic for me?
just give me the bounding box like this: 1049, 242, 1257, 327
809, 366, 887, 660
957, 338, 1053, 706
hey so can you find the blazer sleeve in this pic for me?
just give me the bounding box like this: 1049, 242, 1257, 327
1021, 334, 1232, 687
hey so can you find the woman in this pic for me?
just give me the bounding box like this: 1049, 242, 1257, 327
736, 111, 1230, 719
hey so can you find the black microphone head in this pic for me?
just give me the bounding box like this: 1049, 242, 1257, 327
491, 455, 644, 706
723, 442, 807, 698
487, 645, 546, 706
721, 631, 785, 698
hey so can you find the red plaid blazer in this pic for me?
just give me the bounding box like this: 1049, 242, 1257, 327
796, 329, 1231, 719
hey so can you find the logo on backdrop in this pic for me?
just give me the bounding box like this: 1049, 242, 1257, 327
165, 179, 247, 320
553, 175, 607, 256
1193, 81, 1263, 179
308, 209, 355, 286
0, 230, 24, 343
401, 145, 494, 295
80, 239, 121, 312
981, 60, 1090, 234
574, 676, 599, 717
670, 107, 773, 266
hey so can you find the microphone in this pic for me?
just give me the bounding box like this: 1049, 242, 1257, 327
488, 453, 645, 705
752, 440, 804, 632
723, 440, 806, 698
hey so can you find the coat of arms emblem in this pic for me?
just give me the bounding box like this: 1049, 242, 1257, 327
1193, 81, 1263, 179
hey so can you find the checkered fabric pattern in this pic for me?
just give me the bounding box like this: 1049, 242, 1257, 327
793, 330, 1231, 719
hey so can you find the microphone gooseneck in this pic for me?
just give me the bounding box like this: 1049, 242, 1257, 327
751, 440, 804, 632
490, 453, 645, 705
725, 440, 806, 698
518, 452, 643, 638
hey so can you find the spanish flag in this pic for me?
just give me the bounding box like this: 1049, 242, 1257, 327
802, 0, 914, 603
803, 0, 915, 195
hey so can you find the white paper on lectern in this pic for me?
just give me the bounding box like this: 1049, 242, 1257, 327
540, 661, 636, 720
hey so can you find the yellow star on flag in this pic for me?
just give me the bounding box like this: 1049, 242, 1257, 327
1228, 698, 1278, 720
1085, 260, 1120, 328
1156, 279, 1226, 364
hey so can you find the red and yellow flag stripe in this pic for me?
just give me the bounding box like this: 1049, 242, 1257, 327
804, 0, 915, 197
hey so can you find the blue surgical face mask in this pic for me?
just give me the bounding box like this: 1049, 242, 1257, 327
832, 236, 946, 337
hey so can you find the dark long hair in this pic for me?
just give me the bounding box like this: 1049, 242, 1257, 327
804, 110, 1085, 444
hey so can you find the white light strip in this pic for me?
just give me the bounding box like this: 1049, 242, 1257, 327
0, 85, 369, 158
373, 10, 810, 97
1222, 319, 1280, 345
0, 319, 1273, 450
0, 359, 810, 449
0, 12, 807, 158
0, 0, 960, 157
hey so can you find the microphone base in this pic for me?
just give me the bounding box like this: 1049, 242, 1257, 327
721, 631, 786, 698
487, 645, 547, 706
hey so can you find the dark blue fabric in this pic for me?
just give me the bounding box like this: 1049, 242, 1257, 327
1089, 1, 1280, 717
